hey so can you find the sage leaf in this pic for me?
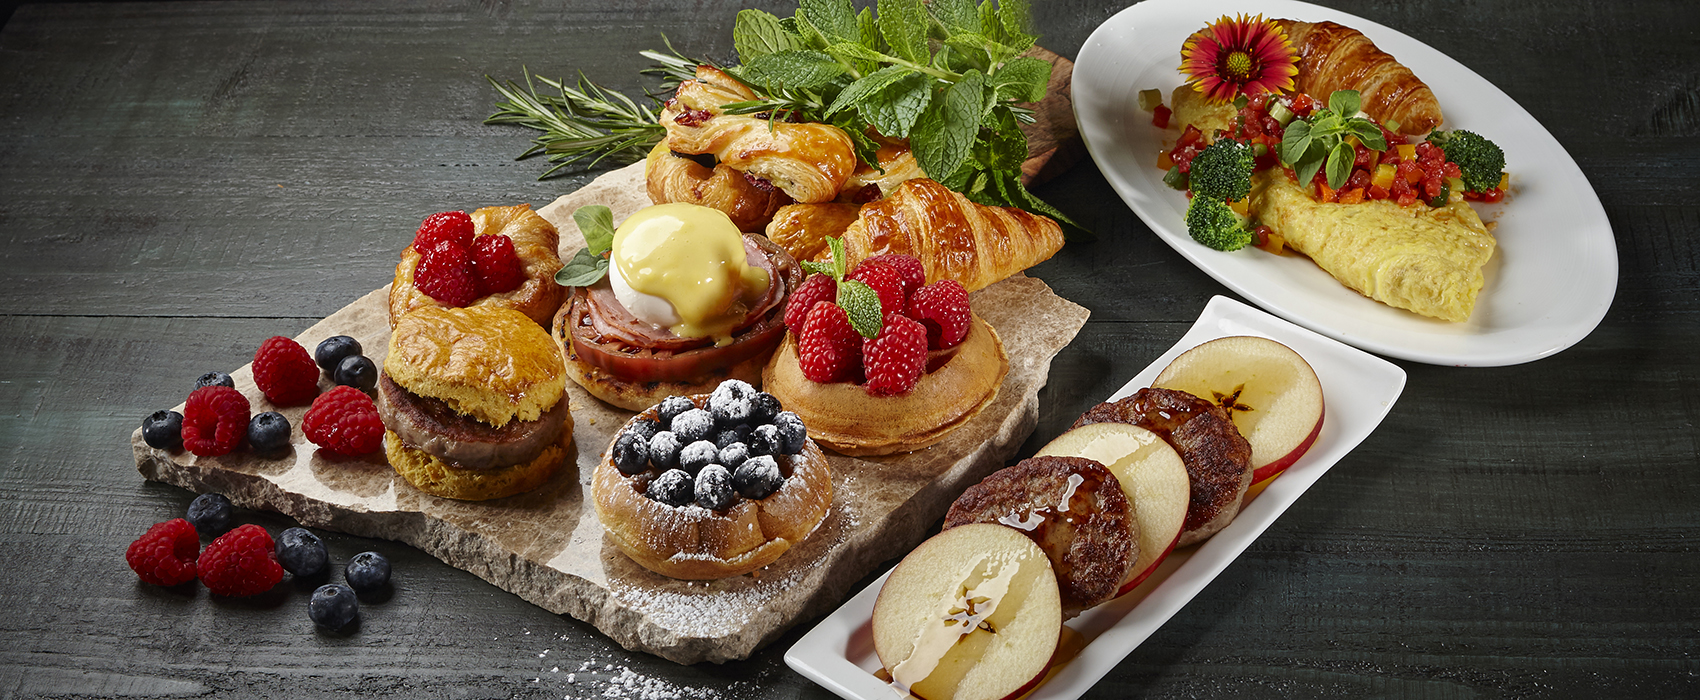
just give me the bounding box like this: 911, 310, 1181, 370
573, 205, 616, 254
555, 247, 611, 287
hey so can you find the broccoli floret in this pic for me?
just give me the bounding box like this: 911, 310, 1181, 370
1185, 196, 1254, 251
1427, 129, 1505, 193
1187, 138, 1255, 203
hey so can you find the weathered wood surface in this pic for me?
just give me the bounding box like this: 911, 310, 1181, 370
2, 0, 1698, 698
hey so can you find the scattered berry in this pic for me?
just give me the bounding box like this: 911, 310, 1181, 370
646, 469, 695, 507
708, 379, 757, 426
313, 336, 362, 373
344, 551, 391, 594
670, 408, 715, 444
414, 242, 479, 307
276, 527, 328, 577
125, 518, 199, 586
748, 423, 782, 456
471, 234, 526, 296
679, 440, 719, 474
861, 254, 926, 299
863, 314, 929, 396
694, 465, 735, 510
714, 425, 750, 450
309, 583, 359, 631
333, 354, 377, 391
612, 430, 650, 475
798, 301, 862, 383
253, 336, 319, 406
748, 392, 782, 425
774, 411, 808, 455
194, 371, 235, 390
718, 442, 750, 470
247, 411, 292, 454
198, 524, 284, 597
908, 279, 972, 350
413, 210, 474, 253
186, 493, 235, 537
647, 431, 683, 471
182, 385, 250, 457
847, 261, 908, 316
733, 455, 783, 500
142, 410, 184, 450
656, 396, 695, 426
784, 274, 838, 332
302, 386, 385, 456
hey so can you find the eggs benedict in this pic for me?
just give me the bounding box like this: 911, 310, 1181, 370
555, 203, 801, 411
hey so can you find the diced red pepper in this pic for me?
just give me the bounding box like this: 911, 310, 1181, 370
1177, 124, 1204, 150
1152, 104, 1171, 129
1482, 188, 1505, 203
1368, 184, 1390, 200
1338, 188, 1366, 205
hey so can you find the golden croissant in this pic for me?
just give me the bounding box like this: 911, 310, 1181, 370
1278, 20, 1443, 135
766, 202, 862, 263
838, 179, 1064, 292
661, 66, 857, 203
644, 143, 788, 232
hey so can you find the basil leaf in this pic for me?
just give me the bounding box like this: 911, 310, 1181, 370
1328, 89, 1361, 118
1349, 119, 1387, 150
572, 205, 615, 254
1326, 140, 1355, 190
743, 50, 846, 89
861, 71, 932, 138
913, 69, 984, 180
928, 0, 977, 34
837, 279, 885, 338
555, 247, 610, 287
1293, 145, 1326, 188
877, 0, 929, 64
991, 55, 1050, 103
826, 65, 913, 115
801, 0, 859, 43
734, 9, 804, 62
1280, 120, 1312, 165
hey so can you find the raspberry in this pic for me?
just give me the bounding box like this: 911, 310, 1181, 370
413, 210, 474, 253
182, 385, 250, 457
125, 518, 199, 586
252, 336, 319, 406
797, 301, 863, 383
197, 524, 284, 597
863, 314, 928, 396
784, 273, 837, 332
860, 254, 926, 300
846, 261, 908, 317
472, 234, 527, 295
907, 279, 972, 350
415, 242, 479, 307
302, 386, 385, 456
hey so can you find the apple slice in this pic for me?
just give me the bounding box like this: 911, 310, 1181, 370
1154, 336, 1324, 484
873, 523, 1061, 700
1036, 422, 1189, 595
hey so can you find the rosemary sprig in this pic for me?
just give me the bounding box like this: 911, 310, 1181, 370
484, 69, 664, 178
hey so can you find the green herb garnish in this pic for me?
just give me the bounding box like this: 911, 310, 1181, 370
1278, 90, 1387, 191
554, 205, 617, 286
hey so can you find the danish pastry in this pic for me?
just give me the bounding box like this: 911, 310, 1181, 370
389, 205, 564, 329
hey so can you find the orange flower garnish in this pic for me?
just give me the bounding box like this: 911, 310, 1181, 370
1179, 14, 1299, 104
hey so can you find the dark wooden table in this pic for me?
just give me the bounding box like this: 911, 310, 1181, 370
3, 1, 1696, 697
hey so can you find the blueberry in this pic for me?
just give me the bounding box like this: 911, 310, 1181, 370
656, 396, 695, 426
679, 440, 719, 473
718, 442, 750, 470
247, 411, 291, 454
612, 430, 650, 474
670, 408, 715, 444
315, 335, 363, 373
749, 392, 783, 425
344, 551, 391, 594
194, 371, 234, 390
749, 423, 783, 456
626, 417, 662, 444
142, 410, 183, 450
646, 469, 695, 507
733, 455, 784, 500
694, 464, 735, 510
186, 493, 234, 537
774, 411, 808, 455
713, 424, 750, 450
308, 583, 359, 631
276, 527, 327, 577
708, 379, 757, 426
334, 355, 377, 391
648, 431, 682, 470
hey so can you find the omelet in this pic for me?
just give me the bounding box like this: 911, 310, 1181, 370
1170, 86, 1236, 136
1248, 169, 1495, 322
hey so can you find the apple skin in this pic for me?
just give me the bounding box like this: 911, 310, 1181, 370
1153, 335, 1325, 483
1250, 403, 1324, 484
1117, 529, 1179, 596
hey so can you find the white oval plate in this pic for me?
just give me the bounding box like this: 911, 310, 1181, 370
1072, 0, 1616, 366
786, 295, 1406, 699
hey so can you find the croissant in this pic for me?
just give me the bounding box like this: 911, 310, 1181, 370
765, 202, 862, 263
838, 179, 1064, 292
644, 143, 789, 232
1278, 20, 1443, 135
663, 66, 857, 203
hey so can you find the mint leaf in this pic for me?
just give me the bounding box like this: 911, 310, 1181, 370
855, 7, 880, 75
928, 0, 977, 34
826, 65, 914, 116
800, 0, 859, 43
734, 9, 805, 62
573, 205, 615, 254
972, 107, 1027, 170
877, 0, 929, 65
792, 9, 832, 50
992, 55, 1050, 103
837, 279, 884, 338
996, 0, 1037, 52
862, 72, 933, 138
913, 69, 984, 179
825, 41, 889, 66
801, 260, 836, 277
743, 50, 846, 89
826, 236, 848, 280
555, 247, 610, 287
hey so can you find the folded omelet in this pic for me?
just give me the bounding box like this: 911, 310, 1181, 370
1249, 169, 1495, 322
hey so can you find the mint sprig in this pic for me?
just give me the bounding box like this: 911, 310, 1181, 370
554, 205, 617, 286
800, 237, 883, 338
1279, 90, 1388, 191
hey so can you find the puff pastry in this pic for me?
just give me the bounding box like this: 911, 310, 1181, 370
1278, 19, 1443, 135
764, 202, 862, 263
389, 205, 564, 329
644, 143, 788, 232
838, 179, 1065, 292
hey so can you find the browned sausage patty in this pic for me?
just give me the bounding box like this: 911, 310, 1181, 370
1074, 388, 1253, 546
944, 455, 1137, 615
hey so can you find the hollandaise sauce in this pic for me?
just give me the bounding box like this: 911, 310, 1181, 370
612, 203, 770, 344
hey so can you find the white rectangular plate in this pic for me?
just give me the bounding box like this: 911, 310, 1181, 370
786, 295, 1407, 699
